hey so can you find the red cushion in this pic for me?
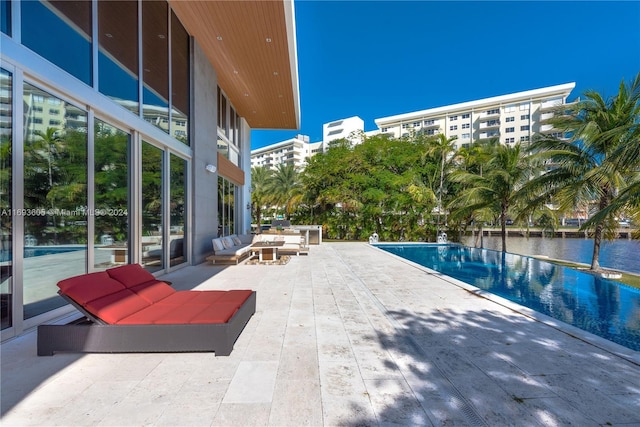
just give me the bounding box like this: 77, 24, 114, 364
186, 291, 227, 305
84, 290, 150, 324
115, 303, 178, 324
216, 290, 253, 307
58, 272, 126, 305
130, 280, 176, 303
155, 291, 202, 305
152, 304, 210, 324
189, 303, 238, 324
107, 264, 156, 288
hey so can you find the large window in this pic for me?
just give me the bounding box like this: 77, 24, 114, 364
94, 120, 130, 270
218, 176, 235, 237
141, 141, 164, 273
98, 0, 139, 116
142, 0, 169, 134
23, 82, 88, 319
217, 88, 241, 166
169, 154, 186, 267
1, 0, 10, 35
1, 69, 12, 330
171, 11, 190, 145
21, 1, 92, 86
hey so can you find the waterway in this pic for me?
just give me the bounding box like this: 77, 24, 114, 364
460, 235, 640, 275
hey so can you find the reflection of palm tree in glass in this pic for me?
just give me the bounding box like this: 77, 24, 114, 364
34, 128, 62, 244
142, 143, 162, 239
95, 123, 128, 243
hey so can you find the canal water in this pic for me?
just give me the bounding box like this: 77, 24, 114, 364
460, 235, 640, 275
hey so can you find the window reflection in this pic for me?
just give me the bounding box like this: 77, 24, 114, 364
218, 176, 235, 237
1, 0, 11, 36
217, 89, 241, 166
169, 154, 186, 267
21, 1, 92, 86
171, 11, 189, 145
141, 142, 164, 272
23, 82, 87, 319
94, 120, 129, 270
218, 87, 227, 137
98, 0, 139, 115
1, 69, 12, 330
142, 0, 169, 134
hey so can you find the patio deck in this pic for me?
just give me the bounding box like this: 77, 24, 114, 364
2, 242, 639, 426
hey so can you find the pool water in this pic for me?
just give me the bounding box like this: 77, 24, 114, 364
1, 246, 85, 262
377, 243, 640, 352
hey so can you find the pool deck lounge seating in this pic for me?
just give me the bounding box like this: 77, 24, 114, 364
37, 264, 256, 357
2, 242, 639, 426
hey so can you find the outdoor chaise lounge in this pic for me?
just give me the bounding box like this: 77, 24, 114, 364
37, 264, 256, 356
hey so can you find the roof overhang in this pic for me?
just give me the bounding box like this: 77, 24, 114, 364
169, 0, 300, 130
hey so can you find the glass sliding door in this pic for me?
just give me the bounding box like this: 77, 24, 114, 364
94, 120, 129, 270
141, 141, 163, 272
23, 83, 87, 319
1, 69, 12, 330
169, 154, 186, 267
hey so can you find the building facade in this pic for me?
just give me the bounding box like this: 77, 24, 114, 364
250, 134, 318, 171
375, 83, 575, 148
322, 116, 365, 147
251, 116, 365, 170
0, 0, 299, 339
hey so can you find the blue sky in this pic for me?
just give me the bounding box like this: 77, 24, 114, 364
250, 1, 640, 150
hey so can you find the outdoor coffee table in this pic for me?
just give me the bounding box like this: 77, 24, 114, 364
250, 241, 285, 262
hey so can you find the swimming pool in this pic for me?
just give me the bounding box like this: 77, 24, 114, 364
376, 243, 640, 352
0, 246, 85, 262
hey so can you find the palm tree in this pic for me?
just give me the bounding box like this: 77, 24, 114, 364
450, 142, 538, 252
426, 134, 457, 233
267, 163, 302, 220
250, 166, 274, 228
524, 73, 640, 271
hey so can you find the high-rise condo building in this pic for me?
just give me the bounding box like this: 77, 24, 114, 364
374, 83, 576, 147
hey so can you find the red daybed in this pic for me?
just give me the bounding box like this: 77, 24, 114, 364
37, 264, 256, 356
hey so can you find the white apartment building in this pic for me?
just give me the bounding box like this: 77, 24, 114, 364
323, 116, 365, 147
251, 116, 366, 170
251, 134, 318, 170
374, 83, 576, 148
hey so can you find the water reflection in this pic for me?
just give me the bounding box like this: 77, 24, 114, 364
462, 235, 640, 274
379, 244, 640, 351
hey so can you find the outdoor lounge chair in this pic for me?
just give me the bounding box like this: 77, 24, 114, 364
37, 264, 256, 356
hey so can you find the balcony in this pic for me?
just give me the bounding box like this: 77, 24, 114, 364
479, 120, 500, 129
482, 109, 500, 118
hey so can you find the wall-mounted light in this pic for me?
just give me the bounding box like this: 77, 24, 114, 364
246, 203, 251, 210
205, 164, 217, 173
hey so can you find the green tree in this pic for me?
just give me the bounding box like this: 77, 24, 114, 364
425, 134, 457, 233
268, 163, 302, 220
524, 73, 640, 270
250, 166, 274, 227
450, 142, 538, 252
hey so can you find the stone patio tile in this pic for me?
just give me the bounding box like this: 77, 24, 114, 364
269, 379, 323, 426
363, 378, 431, 426
212, 402, 271, 426
223, 361, 279, 404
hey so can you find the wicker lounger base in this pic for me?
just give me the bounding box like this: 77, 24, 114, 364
37, 291, 256, 356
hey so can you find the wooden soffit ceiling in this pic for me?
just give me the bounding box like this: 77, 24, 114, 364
169, 0, 300, 130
